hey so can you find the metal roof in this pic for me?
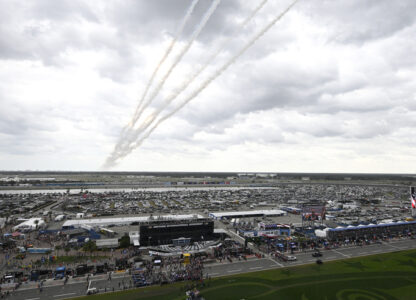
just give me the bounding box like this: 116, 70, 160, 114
209, 209, 286, 218
328, 221, 416, 232
62, 214, 204, 228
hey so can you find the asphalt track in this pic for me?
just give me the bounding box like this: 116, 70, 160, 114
7, 238, 416, 300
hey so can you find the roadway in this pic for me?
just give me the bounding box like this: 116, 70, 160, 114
7, 238, 416, 300
205, 238, 416, 277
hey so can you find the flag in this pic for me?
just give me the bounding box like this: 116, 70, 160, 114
411, 187, 416, 209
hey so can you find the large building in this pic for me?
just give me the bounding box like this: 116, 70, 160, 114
209, 209, 286, 220
62, 214, 204, 229
139, 218, 214, 246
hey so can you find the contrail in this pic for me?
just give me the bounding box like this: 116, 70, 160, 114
129, 0, 221, 129
116, 0, 269, 156
103, 0, 221, 169
137, 0, 269, 130
243, 0, 268, 27
104, 0, 299, 166
128, 0, 200, 129
107, 0, 221, 167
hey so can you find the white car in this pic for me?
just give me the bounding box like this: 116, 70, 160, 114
287, 256, 297, 261
86, 287, 98, 295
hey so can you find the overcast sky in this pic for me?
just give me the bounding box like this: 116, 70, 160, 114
0, 0, 415, 173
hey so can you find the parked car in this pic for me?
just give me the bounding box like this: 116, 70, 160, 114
312, 252, 322, 257
86, 287, 98, 295
287, 256, 297, 261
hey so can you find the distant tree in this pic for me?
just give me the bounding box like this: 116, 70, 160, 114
4, 212, 10, 224
34, 219, 39, 230
119, 234, 130, 248
83, 240, 97, 254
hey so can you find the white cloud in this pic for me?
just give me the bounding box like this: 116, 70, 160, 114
0, 0, 415, 173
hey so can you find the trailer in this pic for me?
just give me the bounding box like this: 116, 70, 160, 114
27, 248, 52, 254
55, 266, 66, 279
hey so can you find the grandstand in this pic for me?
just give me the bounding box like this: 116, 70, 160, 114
61, 214, 204, 229
327, 221, 416, 240
139, 218, 214, 246
209, 209, 286, 220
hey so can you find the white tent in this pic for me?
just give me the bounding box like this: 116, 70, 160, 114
0, 218, 5, 229
13, 218, 45, 231
315, 229, 327, 238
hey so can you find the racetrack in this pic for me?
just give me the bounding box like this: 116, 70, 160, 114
72, 248, 416, 300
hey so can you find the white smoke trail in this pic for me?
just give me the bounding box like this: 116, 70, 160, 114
117, 0, 269, 155
128, 0, 200, 129
141, 0, 268, 126
114, 0, 199, 156
130, 0, 221, 128
106, 0, 299, 165
103, 0, 221, 169
242, 0, 268, 27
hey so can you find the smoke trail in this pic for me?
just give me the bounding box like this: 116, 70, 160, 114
128, 0, 200, 128
103, 0, 221, 169
243, 0, 268, 27
116, 0, 269, 156
130, 0, 221, 129
103, 0, 299, 166
105, 0, 200, 166
139, 0, 269, 130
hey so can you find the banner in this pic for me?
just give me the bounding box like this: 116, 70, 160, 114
302, 205, 326, 221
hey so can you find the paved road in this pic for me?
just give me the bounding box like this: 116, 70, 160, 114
8, 273, 132, 300
204, 238, 416, 277
7, 238, 416, 300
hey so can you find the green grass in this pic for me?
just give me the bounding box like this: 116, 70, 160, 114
74, 249, 416, 300
35, 255, 109, 265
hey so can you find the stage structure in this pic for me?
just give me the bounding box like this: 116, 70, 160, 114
302, 204, 326, 230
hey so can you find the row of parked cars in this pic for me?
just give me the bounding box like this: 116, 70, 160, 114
27, 263, 113, 281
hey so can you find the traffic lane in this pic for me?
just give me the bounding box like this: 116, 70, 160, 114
314, 239, 416, 260
275, 241, 413, 266
90, 275, 133, 292
204, 258, 277, 276
10, 276, 130, 300
332, 244, 394, 257
385, 239, 416, 249
10, 282, 84, 300
277, 252, 330, 266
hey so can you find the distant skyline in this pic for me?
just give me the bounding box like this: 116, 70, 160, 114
1, 0, 416, 173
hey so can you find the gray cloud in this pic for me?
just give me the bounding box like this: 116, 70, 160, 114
0, 0, 416, 171
302, 0, 416, 44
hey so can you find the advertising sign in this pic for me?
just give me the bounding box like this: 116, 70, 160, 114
302, 205, 326, 221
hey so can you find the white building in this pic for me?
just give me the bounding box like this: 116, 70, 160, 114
13, 218, 45, 231
0, 218, 6, 229
209, 209, 286, 220
62, 214, 204, 229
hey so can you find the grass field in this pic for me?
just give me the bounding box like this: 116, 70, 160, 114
75, 249, 416, 300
